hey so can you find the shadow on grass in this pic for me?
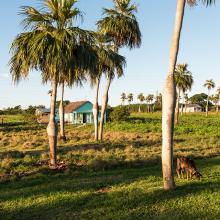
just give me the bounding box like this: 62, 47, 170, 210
0, 159, 220, 220
0, 122, 45, 133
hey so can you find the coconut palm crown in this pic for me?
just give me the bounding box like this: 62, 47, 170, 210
97, 0, 141, 49
175, 64, 194, 93
204, 79, 215, 91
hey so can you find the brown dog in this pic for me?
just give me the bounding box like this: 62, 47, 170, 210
176, 156, 202, 180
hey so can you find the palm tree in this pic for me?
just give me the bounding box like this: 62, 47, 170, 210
121, 92, 127, 105
10, 0, 97, 168
210, 94, 218, 112
174, 63, 193, 123
97, 0, 141, 141
127, 93, 134, 106
162, 0, 215, 190
216, 87, 220, 113
204, 79, 215, 116
90, 34, 126, 141
137, 93, 145, 112
184, 93, 189, 113
146, 94, 154, 113
155, 93, 162, 110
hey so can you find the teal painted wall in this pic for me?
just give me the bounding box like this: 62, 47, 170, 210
75, 102, 93, 113
64, 101, 106, 124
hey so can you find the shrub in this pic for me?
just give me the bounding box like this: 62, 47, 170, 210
109, 106, 130, 122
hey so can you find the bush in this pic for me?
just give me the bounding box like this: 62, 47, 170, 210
109, 106, 130, 122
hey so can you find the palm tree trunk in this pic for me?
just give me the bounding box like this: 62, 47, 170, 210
138, 104, 141, 112
93, 77, 100, 141
98, 77, 111, 141
206, 90, 210, 117
175, 88, 181, 124
217, 95, 220, 114
47, 78, 58, 168
59, 82, 66, 141
181, 92, 184, 116
162, 0, 186, 190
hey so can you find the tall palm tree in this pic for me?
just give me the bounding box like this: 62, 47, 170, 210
127, 93, 134, 105
137, 93, 145, 112
162, 0, 215, 190
216, 87, 220, 113
174, 63, 193, 123
97, 0, 141, 141
10, 0, 97, 168
90, 34, 126, 141
121, 92, 127, 105
204, 79, 215, 116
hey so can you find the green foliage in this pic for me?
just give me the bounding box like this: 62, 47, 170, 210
109, 106, 130, 122
189, 93, 212, 109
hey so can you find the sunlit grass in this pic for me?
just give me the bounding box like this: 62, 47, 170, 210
0, 113, 220, 219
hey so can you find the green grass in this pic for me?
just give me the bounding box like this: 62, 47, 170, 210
0, 113, 220, 219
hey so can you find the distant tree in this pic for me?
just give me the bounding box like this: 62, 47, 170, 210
127, 93, 134, 105
189, 93, 211, 111
184, 93, 189, 114
137, 93, 145, 112
121, 93, 127, 105
155, 93, 162, 110
146, 94, 154, 113
204, 79, 215, 116
210, 94, 219, 112
109, 106, 130, 122
216, 87, 220, 113
174, 63, 193, 123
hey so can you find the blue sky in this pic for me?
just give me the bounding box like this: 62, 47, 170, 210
0, 0, 220, 108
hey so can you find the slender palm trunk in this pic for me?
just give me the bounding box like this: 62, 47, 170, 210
138, 104, 141, 112
175, 88, 181, 124
93, 77, 100, 141
181, 92, 184, 116
59, 82, 66, 141
206, 90, 210, 117
217, 95, 220, 114
98, 77, 111, 141
47, 78, 58, 168
162, 0, 185, 190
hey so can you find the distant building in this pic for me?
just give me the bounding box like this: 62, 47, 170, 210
35, 108, 59, 123
64, 101, 105, 124
180, 104, 202, 113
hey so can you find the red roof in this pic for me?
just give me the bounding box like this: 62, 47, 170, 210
64, 101, 89, 113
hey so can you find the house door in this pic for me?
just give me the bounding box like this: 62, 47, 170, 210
83, 113, 87, 123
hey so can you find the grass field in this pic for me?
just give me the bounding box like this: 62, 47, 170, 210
0, 113, 220, 219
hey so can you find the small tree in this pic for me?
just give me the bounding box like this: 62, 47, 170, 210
127, 93, 134, 106
204, 79, 215, 116
121, 93, 127, 105
109, 106, 130, 122
137, 93, 145, 112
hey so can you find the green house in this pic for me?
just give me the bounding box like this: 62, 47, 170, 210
64, 101, 105, 124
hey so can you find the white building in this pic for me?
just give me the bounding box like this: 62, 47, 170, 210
179, 104, 202, 113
